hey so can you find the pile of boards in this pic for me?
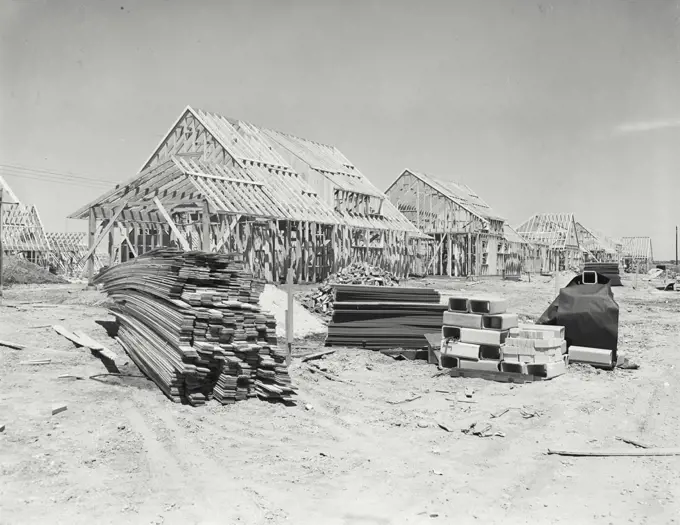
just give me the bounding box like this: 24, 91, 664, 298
325, 285, 446, 350
94, 248, 295, 406
583, 262, 622, 286
298, 263, 399, 321
439, 295, 569, 380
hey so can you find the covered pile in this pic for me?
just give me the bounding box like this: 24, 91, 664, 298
94, 248, 295, 406
299, 262, 399, 320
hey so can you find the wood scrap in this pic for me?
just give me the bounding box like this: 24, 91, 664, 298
300, 349, 336, 362
387, 394, 422, 405
616, 436, 654, 449
0, 423, 5, 432
0, 339, 25, 350
20, 359, 51, 365
58, 374, 85, 380
490, 408, 511, 419
547, 448, 680, 457
305, 364, 350, 384
52, 404, 68, 416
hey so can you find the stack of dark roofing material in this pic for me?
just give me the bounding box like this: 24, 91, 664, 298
94, 248, 294, 406
583, 262, 622, 286
325, 285, 446, 350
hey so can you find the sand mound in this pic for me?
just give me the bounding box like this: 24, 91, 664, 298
2, 255, 67, 286
258, 284, 326, 339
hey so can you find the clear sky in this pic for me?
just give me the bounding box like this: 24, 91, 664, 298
1, 0, 679, 259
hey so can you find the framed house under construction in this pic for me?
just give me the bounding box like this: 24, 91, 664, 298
385, 169, 533, 277
620, 236, 654, 273
1, 175, 51, 264
515, 213, 582, 272
575, 222, 621, 264
45, 232, 107, 277
69, 106, 427, 284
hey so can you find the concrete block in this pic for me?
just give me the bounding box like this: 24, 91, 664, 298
479, 345, 502, 360
532, 350, 563, 364
442, 326, 461, 340
527, 359, 567, 379
568, 346, 615, 368
441, 341, 480, 361
518, 324, 565, 339
561, 341, 568, 354
440, 355, 459, 369
504, 338, 536, 353
534, 338, 564, 350
469, 297, 507, 315
509, 328, 554, 340
460, 328, 508, 346
442, 311, 483, 329
482, 313, 518, 330
500, 361, 527, 374
459, 359, 500, 372
447, 296, 469, 312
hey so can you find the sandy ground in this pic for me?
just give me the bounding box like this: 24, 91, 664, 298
1, 275, 679, 525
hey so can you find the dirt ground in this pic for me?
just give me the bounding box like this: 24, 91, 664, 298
1, 275, 679, 525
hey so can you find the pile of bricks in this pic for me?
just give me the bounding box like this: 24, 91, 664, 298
439, 295, 567, 380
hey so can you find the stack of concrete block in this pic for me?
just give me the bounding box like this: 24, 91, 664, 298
440, 296, 518, 371
501, 324, 568, 379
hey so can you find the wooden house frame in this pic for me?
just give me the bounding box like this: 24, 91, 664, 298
45, 232, 107, 277
515, 213, 582, 272
620, 236, 654, 273
1, 175, 51, 264
385, 169, 532, 277
69, 106, 427, 283
575, 222, 621, 264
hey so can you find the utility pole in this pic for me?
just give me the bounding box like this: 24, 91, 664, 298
0, 188, 4, 303
676, 225, 678, 269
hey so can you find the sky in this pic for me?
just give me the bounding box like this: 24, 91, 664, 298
1, 0, 679, 259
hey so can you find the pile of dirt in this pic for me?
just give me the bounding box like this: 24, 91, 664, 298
1, 255, 67, 286
298, 262, 400, 319
258, 284, 327, 339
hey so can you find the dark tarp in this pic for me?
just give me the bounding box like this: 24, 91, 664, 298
537, 273, 619, 351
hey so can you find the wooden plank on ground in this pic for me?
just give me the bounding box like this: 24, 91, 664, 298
0, 339, 25, 350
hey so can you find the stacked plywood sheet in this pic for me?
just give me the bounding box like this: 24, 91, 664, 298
94, 248, 294, 406
440, 295, 568, 380
325, 285, 446, 350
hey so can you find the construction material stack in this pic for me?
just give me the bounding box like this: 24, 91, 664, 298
440, 296, 517, 372
325, 285, 446, 350
440, 296, 568, 380
94, 248, 295, 406
502, 324, 568, 378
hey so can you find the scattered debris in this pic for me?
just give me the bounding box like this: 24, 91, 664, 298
52, 404, 68, 416
0, 423, 5, 433
431, 469, 443, 476
20, 359, 51, 365
417, 420, 430, 428
547, 448, 680, 457
490, 408, 511, 419
388, 394, 422, 405
300, 349, 336, 362
305, 404, 314, 411
57, 374, 85, 380
305, 364, 350, 384
464, 387, 474, 398
520, 407, 541, 419
616, 436, 654, 449
462, 421, 505, 438
0, 339, 25, 350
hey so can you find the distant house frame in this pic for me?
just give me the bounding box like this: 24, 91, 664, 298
385, 169, 535, 277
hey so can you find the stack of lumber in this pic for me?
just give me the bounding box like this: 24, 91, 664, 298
439, 295, 568, 381
583, 262, 622, 286
325, 285, 445, 350
94, 248, 295, 406
298, 263, 399, 320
